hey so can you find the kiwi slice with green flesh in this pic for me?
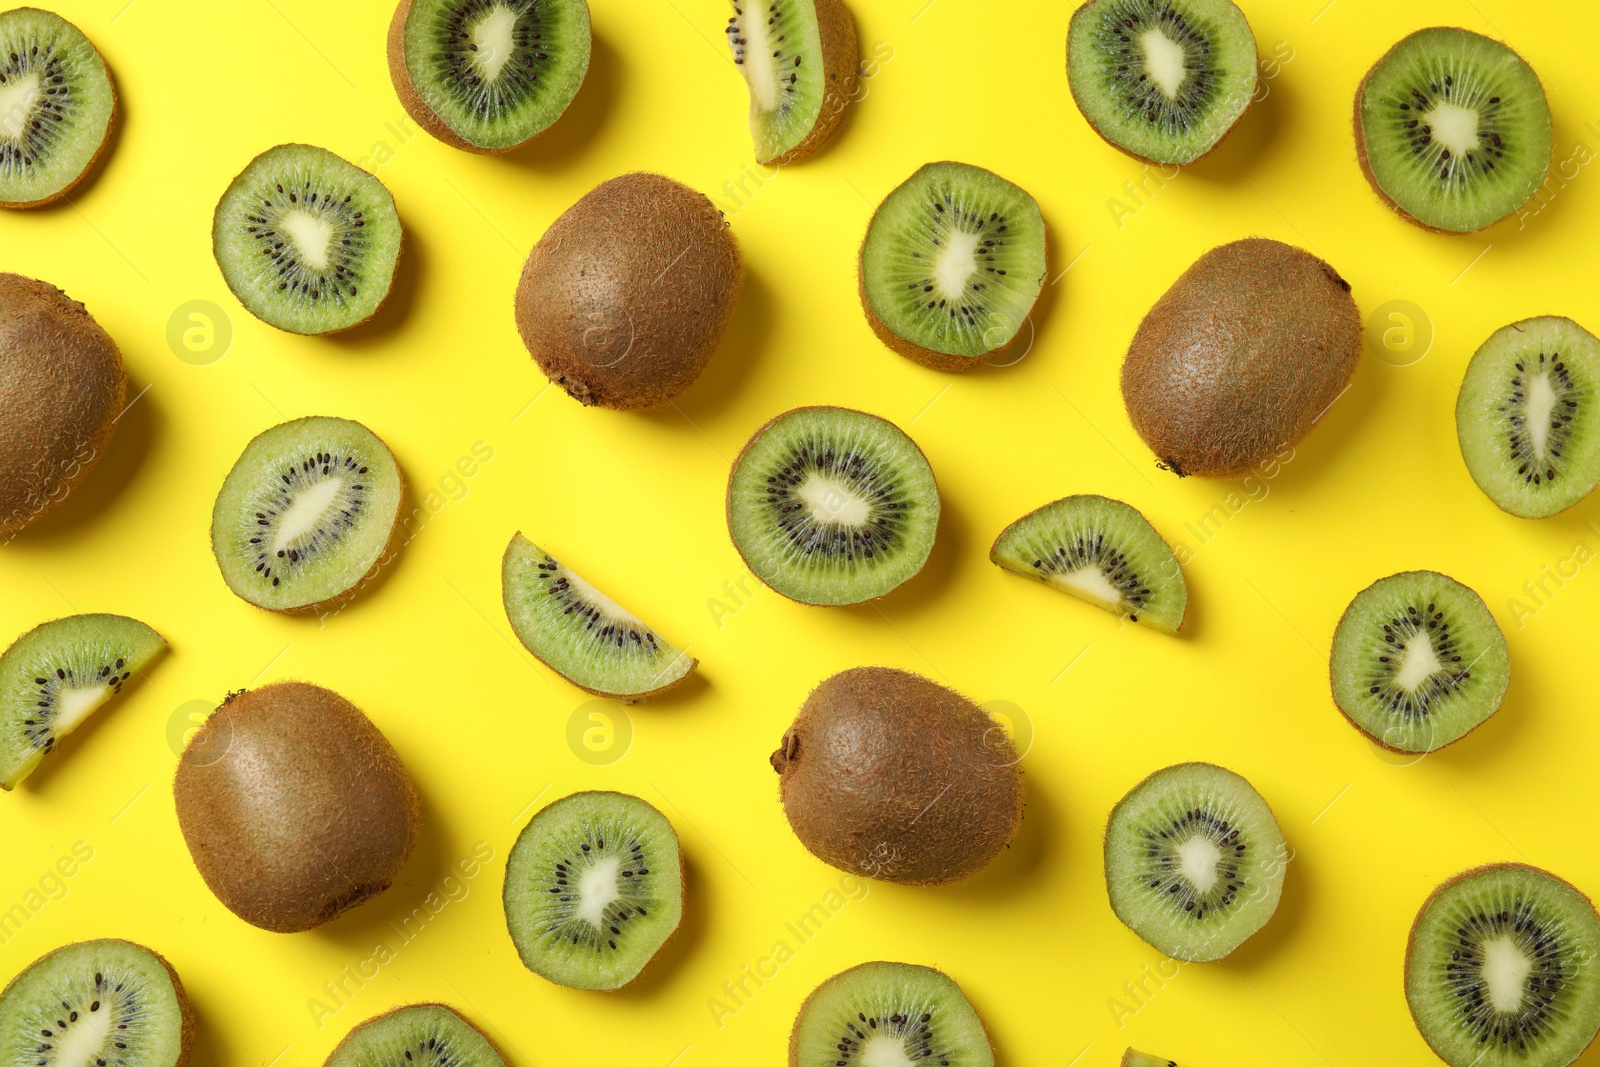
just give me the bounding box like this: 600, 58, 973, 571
1456, 317, 1600, 519
1330, 570, 1509, 754
789, 961, 993, 1067
0, 614, 164, 789
501, 533, 695, 699
1123, 1052, 1176, 1067
0, 9, 115, 208
726, 0, 857, 165
1355, 27, 1551, 234
210, 416, 405, 613
726, 406, 939, 606
503, 790, 682, 991
211, 144, 402, 335
0, 939, 193, 1067
1104, 762, 1286, 962
324, 1004, 505, 1067
1066, 0, 1257, 165
1407, 864, 1600, 1067
858, 162, 1047, 371
990, 494, 1187, 635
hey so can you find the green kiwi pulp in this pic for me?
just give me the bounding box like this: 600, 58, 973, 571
1066, 0, 1258, 165
503, 791, 682, 991
726, 0, 856, 165
324, 1005, 505, 1067
1330, 570, 1509, 754
1457, 316, 1600, 519
1355, 27, 1551, 233
0, 8, 115, 208
789, 961, 993, 1067
1407, 865, 1600, 1067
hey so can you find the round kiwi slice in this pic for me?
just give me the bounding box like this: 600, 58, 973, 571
324, 1004, 506, 1067
388, 0, 591, 153
503, 790, 683, 991
726, 0, 857, 165
789, 961, 994, 1067
1123, 1052, 1176, 1067
0, 8, 116, 208
858, 161, 1047, 371
0, 939, 193, 1067
1066, 0, 1257, 165
211, 144, 402, 335
1355, 27, 1552, 234
1407, 864, 1600, 1067
726, 406, 939, 606
1456, 316, 1600, 519
1330, 570, 1510, 754
1104, 762, 1286, 962
990, 494, 1187, 635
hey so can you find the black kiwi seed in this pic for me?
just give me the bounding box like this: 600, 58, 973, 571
760, 438, 908, 564
245, 452, 370, 589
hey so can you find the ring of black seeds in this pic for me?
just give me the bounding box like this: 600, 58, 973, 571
833, 1008, 952, 1067
532, 554, 663, 651
20, 658, 131, 754
1500, 350, 1581, 486
762, 441, 908, 563
1441, 900, 1570, 1051
242, 182, 370, 307
901, 194, 1010, 332
1025, 533, 1154, 620
1365, 602, 1471, 722
1384, 74, 1509, 185
23, 966, 155, 1067
245, 452, 371, 589
1138, 807, 1249, 921
0, 36, 79, 177
1090, 1, 1220, 133
424, 0, 556, 120
538, 827, 654, 955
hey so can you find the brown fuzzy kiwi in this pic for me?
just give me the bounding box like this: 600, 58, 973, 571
0, 273, 125, 536
755, 0, 860, 166
1120, 238, 1361, 478
771, 667, 1024, 885
1, 15, 118, 209
172, 681, 420, 933
514, 173, 743, 410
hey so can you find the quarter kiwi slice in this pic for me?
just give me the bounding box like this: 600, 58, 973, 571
858, 162, 1047, 371
1457, 317, 1600, 519
1104, 762, 1286, 962
212, 144, 402, 334
726, 0, 857, 164
0, 8, 115, 208
789, 961, 994, 1067
324, 1004, 506, 1067
503, 790, 682, 991
0, 614, 164, 789
1407, 864, 1600, 1067
1066, 0, 1257, 165
0, 939, 193, 1067
990, 494, 1187, 635
501, 532, 695, 699
1355, 27, 1552, 233
210, 416, 405, 614
1123, 1052, 1176, 1067
1330, 570, 1510, 754
727, 406, 939, 605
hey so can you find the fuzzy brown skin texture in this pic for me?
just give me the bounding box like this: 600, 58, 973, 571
0, 273, 125, 535
755, 0, 859, 166
324, 1004, 507, 1066
771, 667, 1024, 885
1120, 238, 1360, 478
1, 23, 117, 209
173, 681, 420, 933
515, 173, 743, 410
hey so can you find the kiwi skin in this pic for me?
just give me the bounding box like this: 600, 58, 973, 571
2, 24, 118, 209
758, 0, 860, 166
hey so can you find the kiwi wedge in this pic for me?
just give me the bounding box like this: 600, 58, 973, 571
1407, 864, 1600, 1067
858, 161, 1047, 371
1355, 27, 1551, 234
1104, 762, 1286, 962
0, 8, 115, 208
1066, 0, 1257, 165
1330, 570, 1510, 754
0, 940, 193, 1067
727, 406, 939, 605
1123, 1052, 1176, 1067
1457, 317, 1600, 519
501, 532, 695, 699
726, 0, 857, 165
990, 494, 1187, 635
324, 1004, 506, 1067
789, 961, 994, 1067
503, 790, 682, 991
212, 144, 402, 335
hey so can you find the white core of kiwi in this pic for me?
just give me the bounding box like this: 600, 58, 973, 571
738, 2, 782, 111
1482, 936, 1534, 1012
1177, 836, 1223, 894
562, 569, 644, 628
1525, 372, 1558, 458
797, 473, 871, 527
575, 856, 623, 926
933, 230, 982, 301
1141, 29, 1188, 100
278, 211, 335, 271
859, 1036, 918, 1067
1393, 632, 1443, 692
1050, 565, 1127, 613
51, 1000, 117, 1065
1428, 102, 1480, 156
273, 476, 344, 549
0, 73, 42, 139
54, 683, 112, 733
470, 5, 519, 81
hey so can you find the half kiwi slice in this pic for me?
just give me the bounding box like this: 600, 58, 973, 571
789, 961, 994, 1067
1123, 1052, 1176, 1067
503, 790, 682, 991
1407, 864, 1600, 1067
1330, 570, 1510, 754
0, 8, 115, 208
324, 1004, 506, 1067
858, 162, 1047, 371
210, 416, 405, 614
726, 0, 857, 165
0, 939, 193, 1067
0, 614, 165, 789
501, 533, 695, 699
727, 406, 939, 606
1066, 0, 1257, 165
990, 494, 1187, 634
212, 144, 402, 334
1355, 27, 1552, 233
1457, 316, 1600, 519
1104, 762, 1286, 962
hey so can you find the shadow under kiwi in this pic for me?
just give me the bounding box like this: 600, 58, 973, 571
1184, 75, 1285, 185
976, 205, 1071, 376
649, 263, 778, 426
179, 976, 230, 1066
1251, 350, 1384, 498
24, 68, 125, 213
498, 31, 621, 172
1413, 653, 1533, 777
606, 847, 707, 1000
326, 220, 424, 347
634, 668, 711, 710
838, 489, 969, 623
1215, 838, 1309, 971
927, 773, 1057, 905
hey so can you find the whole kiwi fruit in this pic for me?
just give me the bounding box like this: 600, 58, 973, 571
173, 681, 420, 933
514, 172, 743, 410
771, 667, 1024, 885
1120, 238, 1361, 478
0, 273, 125, 535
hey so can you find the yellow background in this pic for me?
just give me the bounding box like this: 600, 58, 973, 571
2, 0, 1599, 1063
